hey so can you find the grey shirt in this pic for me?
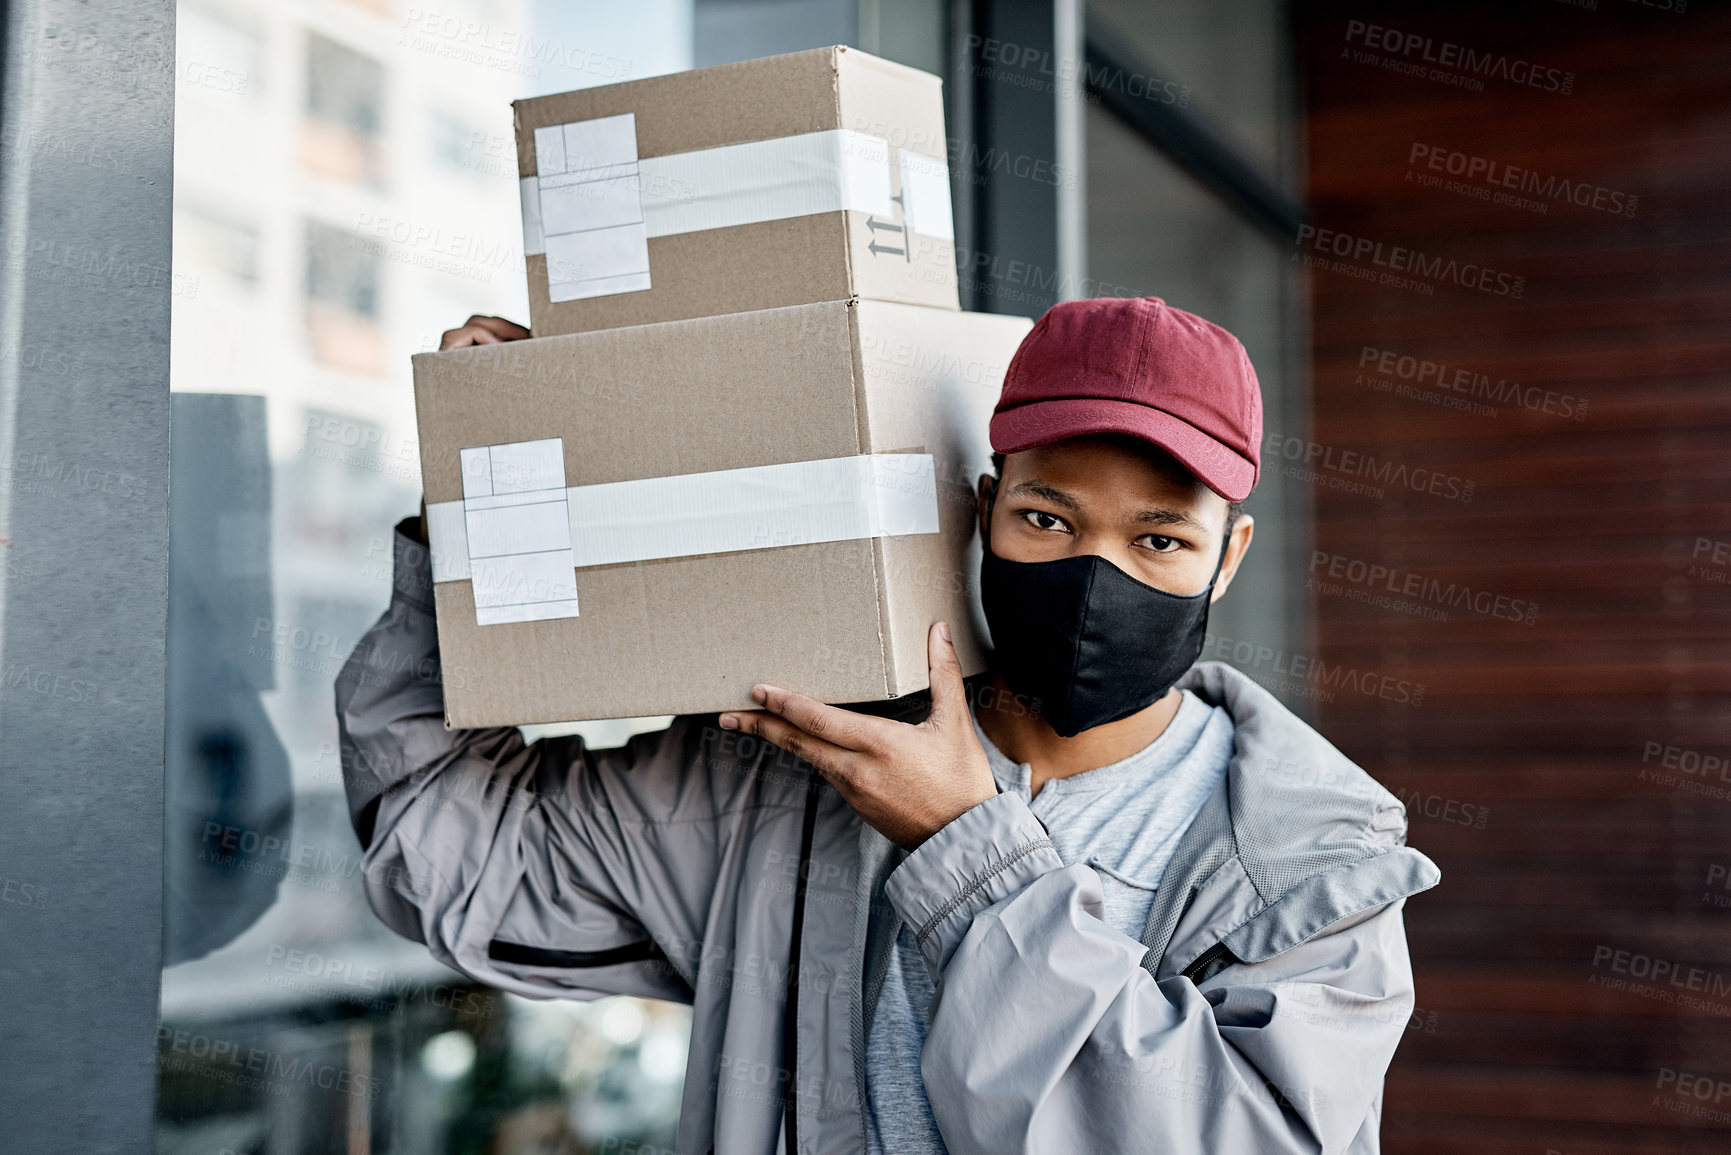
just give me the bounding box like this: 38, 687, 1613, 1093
864, 689, 1237, 1153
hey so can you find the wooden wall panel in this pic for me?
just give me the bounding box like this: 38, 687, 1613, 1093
1293, 1, 1731, 1150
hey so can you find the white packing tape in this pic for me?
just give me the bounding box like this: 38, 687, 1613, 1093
519, 116, 953, 301
898, 149, 955, 243
565, 452, 935, 567
519, 176, 545, 255
426, 453, 939, 596
637, 130, 892, 237
425, 500, 472, 584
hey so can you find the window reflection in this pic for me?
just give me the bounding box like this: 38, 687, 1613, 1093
161, 1, 695, 1150
165, 394, 290, 967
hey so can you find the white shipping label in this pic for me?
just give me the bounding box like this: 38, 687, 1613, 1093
531, 113, 653, 304
457, 438, 579, 626
464, 499, 569, 559
544, 226, 652, 303
539, 172, 646, 235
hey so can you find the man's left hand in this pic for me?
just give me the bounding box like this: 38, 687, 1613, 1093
720, 623, 997, 850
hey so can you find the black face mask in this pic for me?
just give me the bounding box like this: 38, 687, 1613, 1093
979, 497, 1223, 738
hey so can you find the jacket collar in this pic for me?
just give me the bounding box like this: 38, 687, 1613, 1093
1143, 661, 1440, 969
1176, 660, 1416, 888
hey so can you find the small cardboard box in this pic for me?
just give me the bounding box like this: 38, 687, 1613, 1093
412, 299, 1032, 728
513, 46, 958, 337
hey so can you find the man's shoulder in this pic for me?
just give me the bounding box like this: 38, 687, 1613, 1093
1176, 660, 1412, 876
1180, 660, 1391, 796
1157, 662, 1441, 968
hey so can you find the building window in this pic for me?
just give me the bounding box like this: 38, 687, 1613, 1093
301, 33, 385, 188
303, 219, 384, 374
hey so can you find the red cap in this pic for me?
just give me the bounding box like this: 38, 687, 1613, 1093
990, 297, 1262, 502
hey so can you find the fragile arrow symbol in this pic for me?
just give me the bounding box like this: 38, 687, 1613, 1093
868, 240, 905, 257
865, 216, 905, 235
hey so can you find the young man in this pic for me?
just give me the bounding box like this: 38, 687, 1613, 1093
338, 297, 1439, 1155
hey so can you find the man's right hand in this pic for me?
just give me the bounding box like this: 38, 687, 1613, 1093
414, 315, 533, 541
440, 314, 529, 349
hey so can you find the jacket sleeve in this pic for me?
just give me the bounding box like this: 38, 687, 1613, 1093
334, 521, 728, 1004
883, 792, 1415, 1155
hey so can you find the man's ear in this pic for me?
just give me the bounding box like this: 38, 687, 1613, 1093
976, 474, 996, 546
1209, 514, 1255, 604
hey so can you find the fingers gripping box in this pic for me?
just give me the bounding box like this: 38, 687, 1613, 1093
412, 300, 1032, 728
514, 46, 959, 336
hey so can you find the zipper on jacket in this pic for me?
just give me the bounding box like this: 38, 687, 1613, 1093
1179, 941, 1235, 984
781, 767, 822, 1155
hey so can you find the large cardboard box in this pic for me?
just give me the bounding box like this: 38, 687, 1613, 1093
513, 46, 958, 336
412, 299, 1031, 728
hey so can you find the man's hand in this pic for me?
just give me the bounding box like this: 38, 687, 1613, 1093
440, 314, 529, 349
720, 623, 997, 850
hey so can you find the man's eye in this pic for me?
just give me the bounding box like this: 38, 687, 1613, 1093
1138, 534, 1181, 553
1021, 510, 1070, 533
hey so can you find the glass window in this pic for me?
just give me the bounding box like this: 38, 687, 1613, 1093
304, 219, 381, 319
304, 218, 386, 374
303, 33, 387, 187
1082, 4, 1309, 713
305, 33, 384, 138
161, 3, 697, 1151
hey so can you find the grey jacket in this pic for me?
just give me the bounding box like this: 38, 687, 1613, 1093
336, 527, 1440, 1155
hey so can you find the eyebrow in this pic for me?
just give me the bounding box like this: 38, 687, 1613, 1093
1007, 480, 1210, 534
1133, 507, 1210, 533
1007, 480, 1080, 511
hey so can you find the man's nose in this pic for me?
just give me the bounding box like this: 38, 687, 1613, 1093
1069, 536, 1141, 574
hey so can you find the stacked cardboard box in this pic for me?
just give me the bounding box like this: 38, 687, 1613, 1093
413, 47, 1032, 728
512, 45, 959, 333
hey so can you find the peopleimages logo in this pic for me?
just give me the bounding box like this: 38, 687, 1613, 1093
1309, 550, 1539, 625
1295, 225, 1525, 299
1264, 431, 1476, 503
1407, 143, 1638, 218
1357, 346, 1589, 421
1342, 20, 1575, 94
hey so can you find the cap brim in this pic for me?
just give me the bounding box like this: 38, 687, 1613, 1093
990, 397, 1256, 503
